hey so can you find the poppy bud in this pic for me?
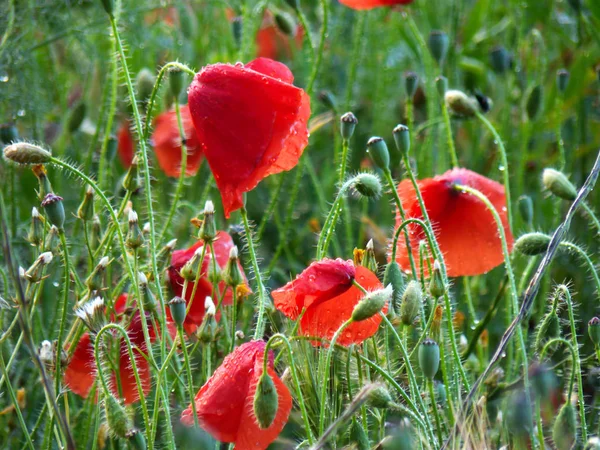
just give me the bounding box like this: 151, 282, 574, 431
0, 124, 19, 144
44, 225, 60, 253
168, 296, 186, 327
139, 272, 157, 314
350, 419, 370, 450
418, 339, 440, 380
368, 385, 395, 409
104, 394, 133, 439
75, 296, 106, 333
383, 418, 415, 449
126, 429, 147, 450
135, 68, 156, 105
122, 156, 140, 192
585, 438, 600, 450
535, 309, 561, 353
445, 90, 478, 117
253, 372, 279, 429
404, 71, 419, 98
169, 68, 184, 98
589, 317, 600, 347
429, 260, 446, 298
68, 102, 86, 133
435, 75, 448, 97
361, 239, 378, 273
41, 193, 65, 230
514, 232, 551, 256
340, 112, 358, 141
90, 215, 101, 252
505, 390, 533, 437
86, 256, 110, 292
351, 173, 382, 199
489, 46, 511, 74
126, 210, 145, 249
28, 207, 44, 246
274, 11, 296, 37
383, 261, 404, 315
367, 136, 390, 171
517, 195, 533, 226
180, 246, 204, 281
99, 0, 114, 16
552, 403, 577, 450
428, 30, 449, 65
526, 85, 543, 121
231, 17, 243, 49
77, 186, 94, 221
352, 285, 391, 322
3, 142, 52, 165
556, 69, 569, 95
32, 164, 53, 199
200, 200, 217, 243
25, 252, 53, 283
318, 90, 337, 111
157, 238, 177, 268
400, 280, 422, 326
224, 246, 244, 287
392, 124, 410, 158
542, 168, 577, 201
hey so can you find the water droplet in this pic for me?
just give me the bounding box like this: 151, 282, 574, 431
0, 72, 8, 82
498, 165, 505, 171
53, 282, 59, 287
17, 109, 25, 117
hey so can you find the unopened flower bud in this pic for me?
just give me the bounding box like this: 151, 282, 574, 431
126, 429, 147, 450
253, 372, 279, 429
418, 339, 440, 380
68, 102, 86, 133
77, 186, 94, 221
41, 193, 65, 230
360, 239, 378, 272
169, 68, 184, 99
529, 362, 557, 407
122, 156, 141, 192
384, 418, 415, 449
404, 71, 419, 98
350, 419, 369, 450
542, 168, 577, 201
204, 296, 216, 317
168, 296, 187, 327
552, 403, 577, 450
351, 173, 382, 199
392, 124, 410, 158
200, 200, 216, 242
383, 261, 404, 316
428, 30, 449, 65
589, 317, 600, 347
556, 69, 569, 94
44, 225, 60, 253
86, 257, 110, 292
157, 238, 177, 268
32, 164, 53, 199
535, 308, 561, 353
126, 210, 145, 249
435, 381, 447, 405
28, 207, 45, 246
340, 112, 358, 141
104, 394, 133, 439
180, 246, 203, 281
368, 385, 395, 409
505, 390, 533, 436
75, 297, 106, 333
3, 142, 52, 165
136, 68, 155, 105
352, 285, 391, 322
429, 260, 446, 298
489, 46, 511, 74
25, 252, 53, 282
445, 89, 478, 117
514, 232, 551, 256
400, 280, 422, 326
518, 195, 534, 226
367, 136, 390, 171
526, 85, 543, 121
224, 246, 244, 287
139, 272, 157, 314
90, 215, 101, 252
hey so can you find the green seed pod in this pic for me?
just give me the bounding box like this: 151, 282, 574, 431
556, 69, 569, 95
86, 256, 110, 292
126, 429, 147, 450
368, 385, 394, 409
350, 419, 370, 450
418, 339, 440, 380
28, 207, 45, 247
542, 168, 577, 201
445, 90, 478, 117
253, 372, 279, 429
41, 193, 65, 230
135, 69, 156, 105
3, 142, 52, 165
589, 317, 600, 347
104, 394, 133, 439
428, 30, 449, 65
0, 124, 19, 144
552, 403, 577, 450
383, 261, 404, 316
68, 102, 86, 133
126, 210, 145, 249
526, 85, 543, 121
505, 390, 533, 437
352, 285, 392, 322
351, 173, 382, 199
514, 232, 551, 256
517, 195, 534, 226
44, 225, 60, 253
77, 186, 95, 221
535, 309, 561, 353
435, 75, 448, 97
404, 72, 419, 98
400, 281, 422, 326
340, 112, 358, 141
367, 136, 390, 171
122, 156, 141, 192
232, 17, 243, 49
169, 68, 184, 99
168, 296, 187, 327
392, 124, 410, 158
318, 90, 337, 111
274, 11, 296, 36
199, 200, 217, 243
383, 418, 415, 449
489, 46, 511, 74
428, 260, 446, 298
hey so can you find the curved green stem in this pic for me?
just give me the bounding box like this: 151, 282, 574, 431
540, 337, 576, 401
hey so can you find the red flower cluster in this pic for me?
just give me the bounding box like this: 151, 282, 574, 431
64, 294, 154, 405
272, 259, 385, 346
187, 57, 310, 218
166, 231, 248, 333
393, 168, 514, 277
181, 341, 291, 450
338, 0, 414, 10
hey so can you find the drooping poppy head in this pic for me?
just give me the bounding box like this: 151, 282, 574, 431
64, 294, 154, 405
256, 11, 304, 60
166, 231, 249, 333
117, 120, 135, 169
272, 259, 386, 346
187, 57, 310, 218
338, 0, 414, 10
393, 168, 513, 277
181, 340, 292, 449
151, 104, 203, 178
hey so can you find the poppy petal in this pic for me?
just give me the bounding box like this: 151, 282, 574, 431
117, 121, 135, 168
338, 0, 413, 9
64, 333, 96, 399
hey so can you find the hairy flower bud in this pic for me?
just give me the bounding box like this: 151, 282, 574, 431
589, 317, 600, 347
383, 261, 404, 316
28, 207, 45, 247
200, 200, 217, 242
253, 372, 279, 429
514, 232, 551, 256
542, 168, 577, 201
367, 385, 395, 409
400, 281, 422, 326
517, 195, 534, 226
68, 102, 86, 133
77, 186, 95, 221
104, 394, 133, 439
3, 142, 52, 165
445, 90, 478, 117
122, 156, 141, 192
429, 260, 446, 298
169, 68, 184, 99
351, 173, 382, 199
352, 285, 391, 322
552, 403, 577, 450
136, 68, 155, 105
126, 210, 145, 249
224, 246, 244, 287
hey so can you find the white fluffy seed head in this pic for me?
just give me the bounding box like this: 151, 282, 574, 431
75, 297, 105, 322
205, 296, 216, 316
204, 200, 214, 214
39, 252, 53, 265
128, 209, 138, 223
229, 246, 238, 259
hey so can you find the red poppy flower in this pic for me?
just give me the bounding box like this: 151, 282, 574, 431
181, 340, 292, 450
338, 0, 413, 9
151, 104, 203, 178
167, 231, 249, 333
272, 259, 385, 346
117, 120, 135, 168
393, 168, 513, 277
64, 294, 154, 405
187, 57, 310, 218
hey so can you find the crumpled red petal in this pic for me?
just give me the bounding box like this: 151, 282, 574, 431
299, 266, 385, 346
117, 120, 135, 169
188, 57, 310, 218
394, 168, 513, 277
271, 258, 356, 320
64, 333, 96, 399
152, 104, 203, 178
338, 0, 414, 9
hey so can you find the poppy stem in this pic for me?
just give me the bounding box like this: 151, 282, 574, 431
306, 0, 329, 95
558, 241, 600, 296
97, 35, 118, 192
240, 207, 268, 341
178, 325, 199, 427
54, 230, 71, 394
343, 12, 367, 111
539, 337, 577, 405
427, 380, 444, 446
440, 99, 459, 168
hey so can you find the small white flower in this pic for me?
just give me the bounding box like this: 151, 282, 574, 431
204, 200, 214, 214
205, 296, 216, 316
128, 209, 138, 223
39, 252, 53, 265
98, 256, 109, 268
32, 207, 39, 218
39, 340, 53, 362
229, 246, 238, 259
166, 238, 177, 249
